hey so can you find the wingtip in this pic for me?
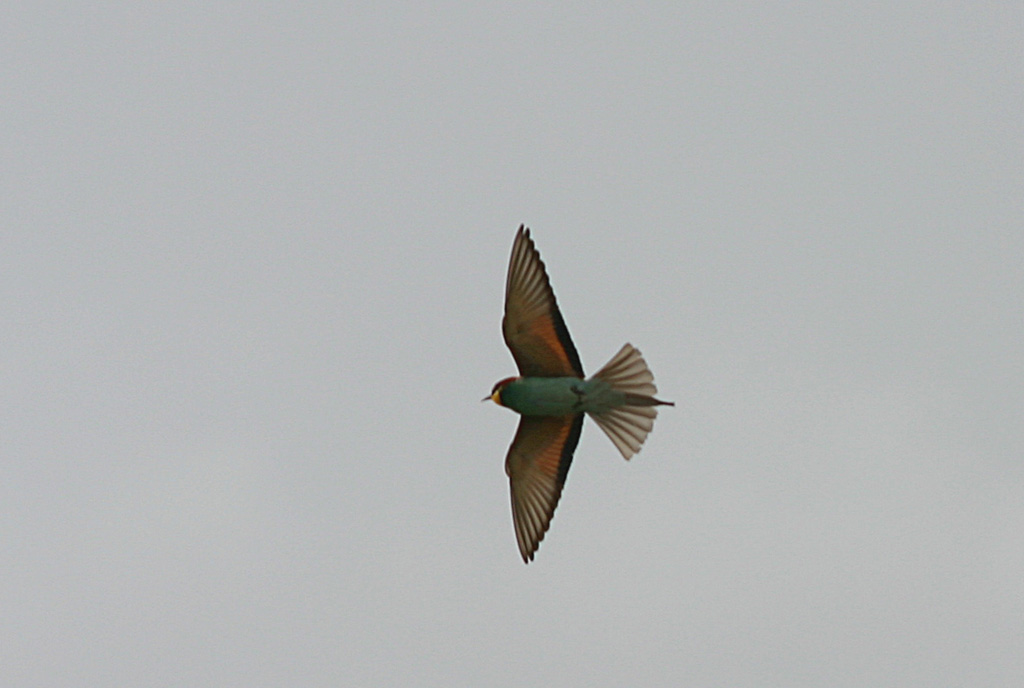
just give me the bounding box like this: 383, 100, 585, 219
514, 224, 532, 249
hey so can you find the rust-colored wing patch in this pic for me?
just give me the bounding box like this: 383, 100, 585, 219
502, 226, 584, 378
504, 414, 584, 563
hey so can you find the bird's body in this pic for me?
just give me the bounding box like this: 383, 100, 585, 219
494, 376, 644, 417
488, 225, 673, 563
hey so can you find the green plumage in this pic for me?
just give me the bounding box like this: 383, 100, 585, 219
499, 377, 620, 416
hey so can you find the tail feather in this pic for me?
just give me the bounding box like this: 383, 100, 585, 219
593, 405, 657, 459
588, 343, 673, 460
592, 342, 657, 396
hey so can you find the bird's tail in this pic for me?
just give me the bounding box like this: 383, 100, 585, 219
587, 343, 674, 460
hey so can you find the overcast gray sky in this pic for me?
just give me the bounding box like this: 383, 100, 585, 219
3, 3, 1022, 686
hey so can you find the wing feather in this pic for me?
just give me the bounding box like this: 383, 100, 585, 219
502, 226, 584, 378
504, 414, 584, 563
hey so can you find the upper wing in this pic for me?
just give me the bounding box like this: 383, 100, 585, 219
505, 413, 584, 563
502, 226, 584, 378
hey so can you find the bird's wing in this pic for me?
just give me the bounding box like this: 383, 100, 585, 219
502, 226, 584, 378
505, 413, 584, 563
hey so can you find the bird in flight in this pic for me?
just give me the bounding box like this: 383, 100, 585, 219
487, 225, 673, 563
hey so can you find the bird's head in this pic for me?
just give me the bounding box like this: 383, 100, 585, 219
484, 376, 519, 406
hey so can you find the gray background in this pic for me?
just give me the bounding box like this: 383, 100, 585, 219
3, 4, 1022, 686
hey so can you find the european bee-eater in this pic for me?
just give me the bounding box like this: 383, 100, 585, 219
488, 225, 673, 563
